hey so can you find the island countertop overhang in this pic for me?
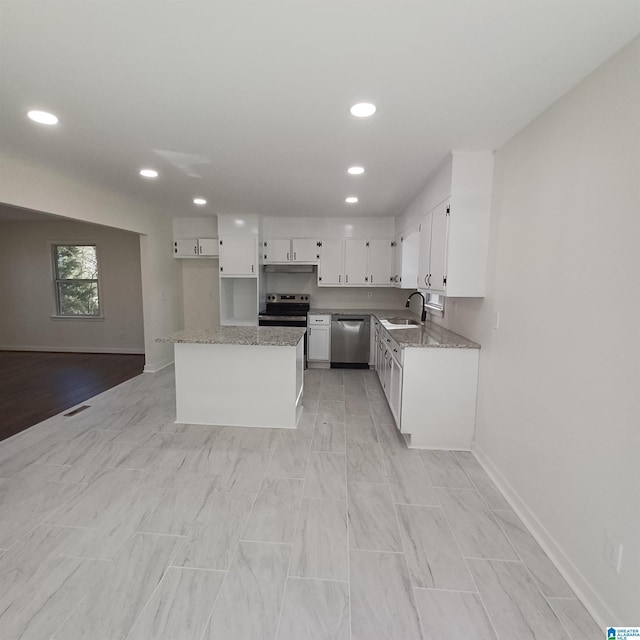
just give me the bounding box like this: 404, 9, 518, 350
157, 326, 306, 347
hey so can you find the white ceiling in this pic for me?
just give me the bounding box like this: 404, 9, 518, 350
1, 1, 638, 220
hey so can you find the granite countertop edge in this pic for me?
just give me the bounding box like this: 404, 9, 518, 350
156, 326, 306, 347
310, 307, 480, 349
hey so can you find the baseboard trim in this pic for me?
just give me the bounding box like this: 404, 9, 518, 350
143, 358, 174, 373
0, 345, 145, 355
471, 442, 613, 629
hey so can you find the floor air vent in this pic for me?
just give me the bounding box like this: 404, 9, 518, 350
64, 405, 90, 417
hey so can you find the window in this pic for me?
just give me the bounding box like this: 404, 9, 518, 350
425, 292, 445, 316
53, 244, 101, 316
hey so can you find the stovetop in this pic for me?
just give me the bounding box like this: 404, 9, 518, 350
260, 293, 310, 318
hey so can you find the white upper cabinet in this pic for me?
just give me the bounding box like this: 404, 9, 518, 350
173, 217, 219, 258
418, 200, 448, 293
292, 238, 320, 262
344, 239, 368, 285
196, 238, 220, 256
367, 239, 393, 286
318, 239, 344, 286
401, 151, 494, 297
393, 231, 419, 288
317, 238, 393, 287
262, 238, 320, 263
262, 238, 291, 263
219, 236, 258, 277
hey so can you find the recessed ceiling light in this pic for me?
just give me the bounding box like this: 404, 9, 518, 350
27, 110, 59, 125
348, 166, 365, 175
345, 196, 358, 204
193, 198, 207, 205
350, 102, 376, 118
139, 168, 158, 178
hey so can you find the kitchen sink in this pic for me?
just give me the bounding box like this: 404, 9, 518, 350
386, 317, 421, 326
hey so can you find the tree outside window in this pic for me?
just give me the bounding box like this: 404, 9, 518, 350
53, 245, 101, 316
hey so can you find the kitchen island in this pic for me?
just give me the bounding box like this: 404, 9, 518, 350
158, 327, 305, 429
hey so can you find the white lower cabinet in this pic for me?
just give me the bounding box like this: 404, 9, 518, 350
307, 314, 331, 366
375, 319, 479, 450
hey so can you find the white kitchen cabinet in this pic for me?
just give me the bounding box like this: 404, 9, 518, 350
388, 351, 403, 424
318, 238, 393, 287
307, 314, 331, 364
373, 317, 479, 449
412, 152, 494, 297
219, 236, 258, 276
318, 239, 344, 286
393, 231, 420, 288
174, 238, 199, 257
292, 238, 320, 262
262, 238, 291, 263
344, 239, 368, 285
262, 238, 320, 263
367, 239, 393, 286
196, 238, 219, 256
173, 237, 219, 258
418, 200, 448, 293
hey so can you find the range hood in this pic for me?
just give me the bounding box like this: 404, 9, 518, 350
263, 264, 315, 273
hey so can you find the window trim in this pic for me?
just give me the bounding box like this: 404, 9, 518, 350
51, 242, 104, 319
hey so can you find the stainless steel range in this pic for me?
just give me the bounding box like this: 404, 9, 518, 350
259, 293, 310, 365
258, 293, 310, 327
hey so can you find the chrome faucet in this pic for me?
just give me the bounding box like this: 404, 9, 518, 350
406, 291, 427, 322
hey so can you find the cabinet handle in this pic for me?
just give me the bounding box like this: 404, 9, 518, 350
338, 275, 341, 283
428, 274, 432, 287
393, 348, 398, 353
370, 274, 373, 283
251, 264, 254, 273
424, 275, 428, 286
194, 245, 198, 255
346, 275, 349, 283
287, 252, 290, 261
293, 252, 297, 260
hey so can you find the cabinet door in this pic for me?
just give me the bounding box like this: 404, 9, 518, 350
308, 325, 330, 361
417, 213, 432, 289
428, 200, 449, 293
219, 236, 257, 276
389, 355, 403, 426
197, 238, 219, 256
399, 231, 420, 289
292, 239, 319, 262
368, 239, 393, 286
174, 238, 199, 257
263, 238, 291, 263
344, 239, 368, 285
318, 239, 344, 286
392, 237, 402, 286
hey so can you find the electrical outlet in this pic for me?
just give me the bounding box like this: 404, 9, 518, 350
492, 312, 500, 330
367, 292, 372, 299
604, 533, 623, 573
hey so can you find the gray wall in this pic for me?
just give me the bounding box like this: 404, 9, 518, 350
0, 217, 144, 353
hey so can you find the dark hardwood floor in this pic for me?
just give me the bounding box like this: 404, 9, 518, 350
0, 351, 145, 442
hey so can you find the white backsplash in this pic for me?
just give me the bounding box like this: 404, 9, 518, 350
262, 271, 409, 310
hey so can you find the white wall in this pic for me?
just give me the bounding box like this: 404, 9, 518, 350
432, 39, 640, 624
0, 152, 182, 371
0, 218, 144, 352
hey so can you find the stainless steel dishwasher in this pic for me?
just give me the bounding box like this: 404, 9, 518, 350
331, 314, 370, 368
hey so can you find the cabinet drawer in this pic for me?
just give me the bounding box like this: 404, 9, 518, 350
308, 314, 331, 326
382, 329, 403, 365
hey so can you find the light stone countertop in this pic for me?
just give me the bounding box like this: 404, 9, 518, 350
157, 326, 306, 347
310, 308, 480, 349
